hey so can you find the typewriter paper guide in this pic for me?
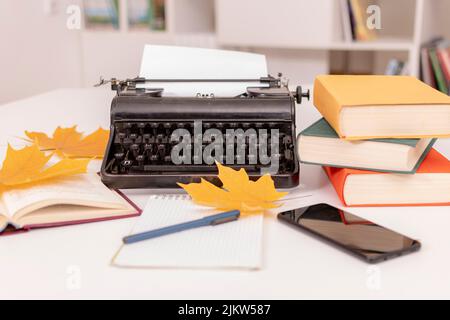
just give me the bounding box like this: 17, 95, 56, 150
138, 45, 269, 97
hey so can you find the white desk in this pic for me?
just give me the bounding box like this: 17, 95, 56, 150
1, 88, 450, 299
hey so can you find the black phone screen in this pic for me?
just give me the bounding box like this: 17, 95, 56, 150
278, 203, 420, 263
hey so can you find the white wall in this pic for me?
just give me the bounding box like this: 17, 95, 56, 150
1, 0, 448, 105
0, 0, 83, 104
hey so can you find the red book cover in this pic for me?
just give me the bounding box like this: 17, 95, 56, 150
437, 47, 450, 84
324, 148, 450, 207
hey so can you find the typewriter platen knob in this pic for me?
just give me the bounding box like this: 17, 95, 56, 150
294, 86, 310, 104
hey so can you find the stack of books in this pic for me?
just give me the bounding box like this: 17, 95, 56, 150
298, 75, 450, 207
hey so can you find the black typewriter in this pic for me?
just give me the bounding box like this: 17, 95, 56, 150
99, 76, 309, 189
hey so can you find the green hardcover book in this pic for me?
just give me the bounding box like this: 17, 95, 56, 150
429, 47, 449, 94
298, 118, 436, 174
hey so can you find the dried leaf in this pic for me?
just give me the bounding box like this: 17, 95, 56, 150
25, 126, 109, 158
0, 143, 90, 188
178, 162, 288, 214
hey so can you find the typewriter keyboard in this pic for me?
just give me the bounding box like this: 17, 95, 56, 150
104, 121, 296, 175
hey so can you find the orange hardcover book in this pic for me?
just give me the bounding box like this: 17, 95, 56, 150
313, 75, 450, 140
324, 148, 450, 207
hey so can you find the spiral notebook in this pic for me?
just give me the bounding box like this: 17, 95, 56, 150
112, 195, 264, 270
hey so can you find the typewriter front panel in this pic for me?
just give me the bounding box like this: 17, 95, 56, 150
101, 96, 299, 189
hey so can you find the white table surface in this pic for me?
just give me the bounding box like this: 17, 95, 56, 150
1, 88, 450, 300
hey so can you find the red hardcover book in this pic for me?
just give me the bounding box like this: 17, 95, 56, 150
0, 174, 141, 236
437, 46, 450, 88
323, 148, 450, 207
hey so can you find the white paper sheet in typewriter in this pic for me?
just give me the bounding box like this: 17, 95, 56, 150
112, 195, 263, 270
138, 45, 270, 97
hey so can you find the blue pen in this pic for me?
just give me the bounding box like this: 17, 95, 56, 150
123, 210, 240, 244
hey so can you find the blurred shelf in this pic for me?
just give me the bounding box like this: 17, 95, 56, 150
236, 38, 415, 52
327, 38, 414, 51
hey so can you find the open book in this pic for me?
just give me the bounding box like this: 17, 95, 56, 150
0, 174, 140, 235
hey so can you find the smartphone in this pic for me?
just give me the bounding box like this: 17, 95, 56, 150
278, 203, 421, 263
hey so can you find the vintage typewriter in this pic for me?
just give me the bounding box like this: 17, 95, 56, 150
99, 76, 309, 189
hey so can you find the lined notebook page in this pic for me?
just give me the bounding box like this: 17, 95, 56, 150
112, 195, 263, 270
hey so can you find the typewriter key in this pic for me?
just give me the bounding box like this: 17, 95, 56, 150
136, 155, 145, 167
154, 133, 162, 141
117, 132, 126, 142
121, 159, 133, 169
143, 133, 151, 143
129, 133, 138, 141
114, 152, 124, 161
130, 144, 140, 157
157, 144, 166, 153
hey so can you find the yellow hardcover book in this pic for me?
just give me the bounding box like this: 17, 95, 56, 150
313, 75, 450, 140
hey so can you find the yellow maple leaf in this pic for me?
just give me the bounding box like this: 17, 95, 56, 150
25, 126, 109, 158
0, 143, 90, 188
178, 162, 288, 215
